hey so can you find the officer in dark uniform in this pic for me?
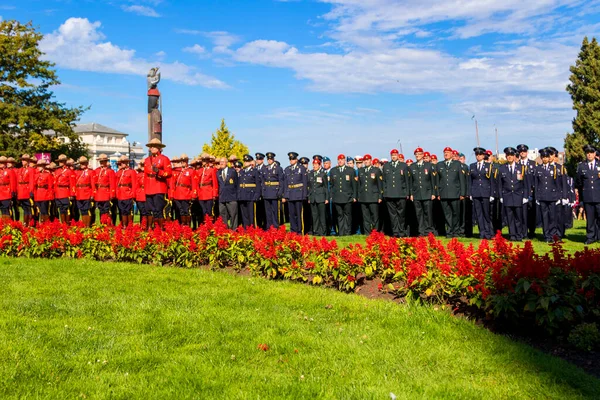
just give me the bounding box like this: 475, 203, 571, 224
534, 148, 567, 242
283, 152, 307, 234
329, 154, 357, 236
497, 147, 529, 241
357, 154, 383, 235
260, 152, 284, 229
469, 147, 494, 239
516, 144, 537, 238
409, 147, 436, 236
254, 152, 267, 229
575, 144, 600, 244
307, 155, 330, 236
383, 149, 411, 237
217, 157, 239, 229
299, 156, 312, 235
322, 156, 335, 235
549, 146, 569, 238
458, 152, 472, 237
238, 154, 262, 228
436, 147, 467, 238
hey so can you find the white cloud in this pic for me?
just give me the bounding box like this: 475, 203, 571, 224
40, 18, 229, 89
122, 5, 160, 18
182, 44, 206, 55
175, 29, 240, 54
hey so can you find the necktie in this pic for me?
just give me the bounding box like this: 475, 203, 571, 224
447, 161, 450, 167
590, 163, 594, 170
222, 169, 226, 180
478, 163, 482, 171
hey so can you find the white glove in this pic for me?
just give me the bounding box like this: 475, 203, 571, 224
523, 198, 528, 204
490, 197, 494, 202
555, 200, 561, 205
500, 198, 503, 204
536, 200, 540, 205
469, 196, 473, 201
561, 199, 569, 206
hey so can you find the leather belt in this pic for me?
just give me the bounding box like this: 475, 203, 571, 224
36, 185, 48, 189
77, 184, 91, 188
240, 184, 256, 188
58, 185, 70, 188
288, 183, 304, 189
264, 182, 280, 186
176, 183, 191, 188
97, 184, 110, 188
118, 184, 132, 187
199, 183, 213, 187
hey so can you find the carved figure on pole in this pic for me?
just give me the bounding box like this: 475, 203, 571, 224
147, 67, 162, 143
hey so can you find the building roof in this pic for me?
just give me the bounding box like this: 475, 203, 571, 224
74, 123, 127, 136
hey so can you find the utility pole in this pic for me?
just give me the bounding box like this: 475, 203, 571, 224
472, 115, 480, 147
495, 127, 499, 156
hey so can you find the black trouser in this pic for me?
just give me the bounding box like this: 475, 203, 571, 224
174, 199, 191, 217
491, 198, 503, 233
302, 199, 312, 235
146, 194, 167, 219
463, 198, 473, 237
264, 199, 279, 229
584, 202, 600, 242
361, 202, 380, 235
503, 204, 523, 241
310, 202, 327, 236
413, 199, 434, 236
11, 196, 19, 221
219, 200, 238, 229
441, 198, 460, 237
523, 199, 536, 239
432, 198, 446, 236
385, 198, 407, 237
334, 202, 352, 236
473, 197, 493, 239
199, 200, 214, 222
287, 200, 303, 234
327, 202, 336, 235
539, 201, 558, 241
352, 202, 362, 234
255, 199, 266, 229
556, 202, 565, 238
239, 200, 255, 228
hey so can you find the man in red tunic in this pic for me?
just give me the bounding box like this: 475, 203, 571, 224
115, 155, 138, 227
135, 162, 148, 228
6, 157, 19, 221
94, 154, 116, 222
144, 138, 172, 229
196, 153, 218, 224
0, 156, 17, 221
34, 159, 54, 223
75, 156, 96, 227
172, 154, 197, 227
17, 154, 36, 226
54, 154, 76, 223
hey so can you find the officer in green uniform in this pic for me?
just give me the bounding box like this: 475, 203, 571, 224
436, 147, 467, 238
358, 154, 383, 235
408, 147, 436, 236
307, 155, 330, 236
329, 154, 357, 236
382, 149, 411, 237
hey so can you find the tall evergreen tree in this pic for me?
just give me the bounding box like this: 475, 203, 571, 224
565, 36, 600, 171
0, 20, 88, 159
202, 119, 249, 160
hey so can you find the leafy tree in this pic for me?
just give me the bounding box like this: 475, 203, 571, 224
0, 20, 88, 159
201, 119, 249, 160
565, 36, 600, 171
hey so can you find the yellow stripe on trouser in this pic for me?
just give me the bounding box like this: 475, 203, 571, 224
301, 205, 304, 234
277, 200, 281, 225
254, 202, 257, 227
163, 194, 168, 219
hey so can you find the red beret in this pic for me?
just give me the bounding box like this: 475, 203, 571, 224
406, 159, 414, 163
313, 158, 322, 165
443, 147, 453, 153
337, 154, 345, 160
398, 154, 405, 159
390, 149, 399, 155
363, 154, 372, 160
486, 150, 493, 156
452, 150, 459, 156
373, 158, 380, 164
414, 147, 423, 154
431, 154, 438, 160
423, 151, 431, 157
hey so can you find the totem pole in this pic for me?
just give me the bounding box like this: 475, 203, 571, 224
147, 67, 162, 143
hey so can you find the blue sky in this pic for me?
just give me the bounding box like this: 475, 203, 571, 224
3, 0, 600, 162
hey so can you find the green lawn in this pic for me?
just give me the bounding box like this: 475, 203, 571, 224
0, 258, 598, 399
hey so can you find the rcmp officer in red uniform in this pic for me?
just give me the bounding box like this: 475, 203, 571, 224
172, 154, 197, 227
54, 154, 76, 223
17, 154, 36, 226
0, 156, 17, 221
196, 153, 219, 224
34, 159, 54, 223
135, 162, 148, 228
144, 138, 172, 229
75, 156, 96, 227
115, 155, 138, 227
94, 154, 116, 221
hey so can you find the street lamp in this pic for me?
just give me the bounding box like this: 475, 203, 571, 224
129, 141, 140, 168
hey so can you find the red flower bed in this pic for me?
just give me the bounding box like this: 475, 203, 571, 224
1, 219, 598, 337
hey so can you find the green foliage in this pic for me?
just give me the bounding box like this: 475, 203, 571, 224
0, 20, 88, 159
201, 118, 249, 160
568, 323, 600, 352
565, 36, 600, 171
1, 257, 599, 398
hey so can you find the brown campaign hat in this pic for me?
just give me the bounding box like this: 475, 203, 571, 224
36, 159, 47, 166
0, 156, 7, 163
78, 156, 88, 164
97, 154, 109, 162
228, 154, 238, 161
20, 154, 31, 160
56, 154, 68, 162
180, 153, 189, 161
48, 162, 57, 169
7, 157, 15, 163
118, 155, 130, 163
67, 158, 74, 165
146, 138, 166, 148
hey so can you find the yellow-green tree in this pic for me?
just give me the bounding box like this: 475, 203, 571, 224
201, 119, 249, 159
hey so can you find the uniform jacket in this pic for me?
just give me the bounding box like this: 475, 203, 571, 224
435, 160, 467, 199
196, 167, 218, 201
238, 167, 262, 202
329, 165, 357, 204
54, 167, 76, 199
17, 166, 36, 200
261, 163, 284, 200
461, 163, 471, 197
518, 159, 537, 198
409, 161, 435, 201
95, 167, 116, 201
34, 170, 54, 202
497, 163, 529, 206
135, 170, 146, 202
534, 163, 566, 202
283, 164, 308, 201
75, 168, 97, 201
469, 161, 494, 198
116, 168, 138, 200
172, 167, 197, 200
358, 166, 383, 203
576, 160, 600, 203
307, 168, 329, 203
144, 154, 172, 195
218, 167, 238, 202
382, 161, 410, 198
0, 168, 16, 201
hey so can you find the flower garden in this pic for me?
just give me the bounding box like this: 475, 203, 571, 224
1, 218, 598, 343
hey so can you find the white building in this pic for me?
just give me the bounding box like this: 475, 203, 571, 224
74, 123, 146, 169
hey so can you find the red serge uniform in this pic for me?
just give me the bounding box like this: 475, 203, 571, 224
197, 166, 218, 200
145, 154, 172, 195
116, 168, 138, 200
173, 167, 197, 200
0, 168, 17, 201
54, 166, 76, 199
136, 170, 146, 203
17, 166, 35, 201
34, 170, 54, 202
95, 167, 116, 202
75, 169, 96, 200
